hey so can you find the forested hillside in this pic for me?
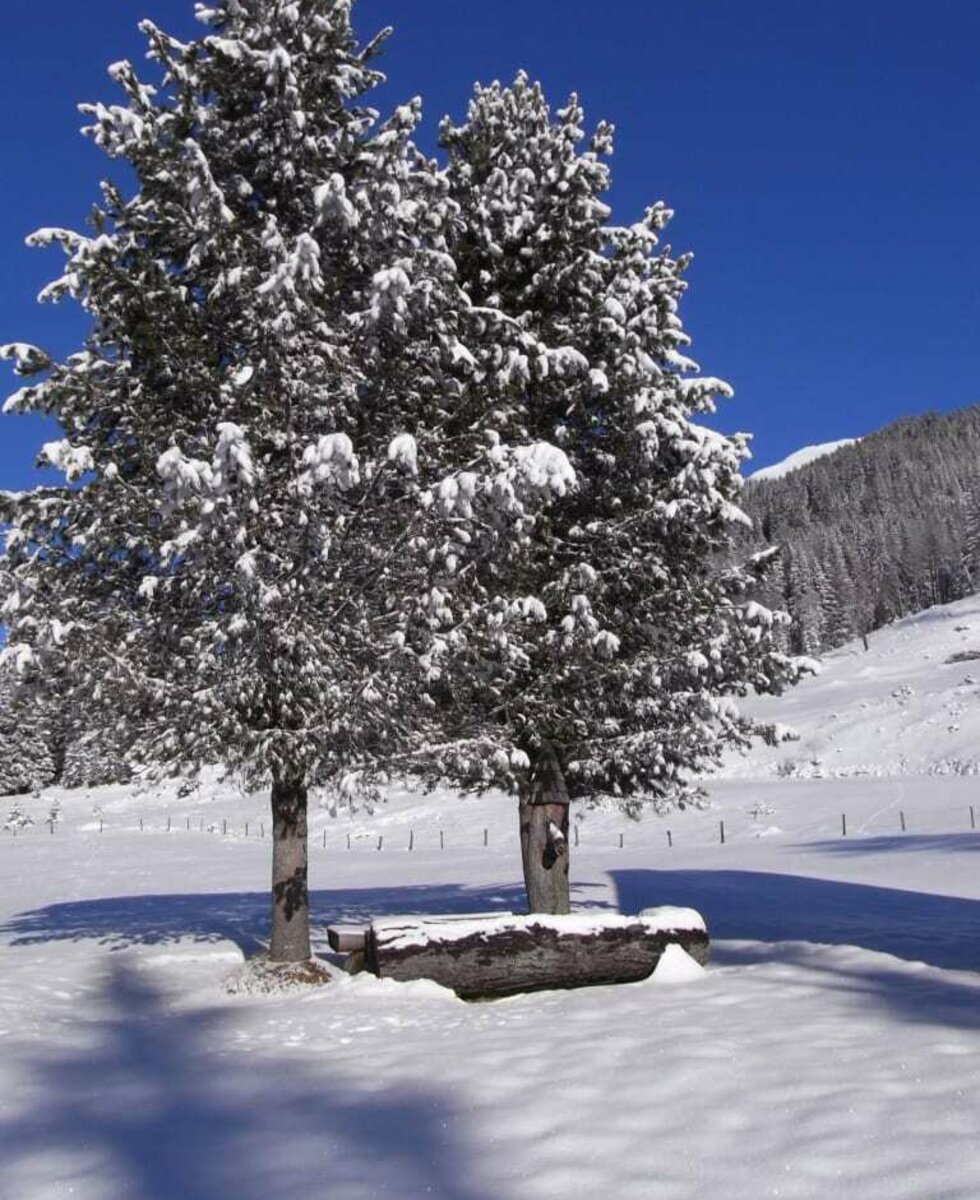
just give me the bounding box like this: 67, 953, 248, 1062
744, 404, 980, 652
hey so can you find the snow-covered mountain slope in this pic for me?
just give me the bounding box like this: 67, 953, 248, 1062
721, 594, 980, 778
747, 437, 857, 482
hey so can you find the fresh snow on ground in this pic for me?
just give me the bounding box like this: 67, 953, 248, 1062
747, 437, 858, 482
720, 593, 980, 779
2, 601, 980, 1198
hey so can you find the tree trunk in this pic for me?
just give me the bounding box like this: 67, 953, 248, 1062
270, 770, 311, 962
519, 741, 571, 914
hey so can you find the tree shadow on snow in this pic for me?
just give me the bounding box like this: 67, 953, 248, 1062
0, 958, 495, 1200
611, 868, 980, 972
612, 868, 980, 1030
707, 939, 980, 1032
804, 832, 980, 856
0, 880, 606, 955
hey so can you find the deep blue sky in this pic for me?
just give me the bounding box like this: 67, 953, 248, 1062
2, 0, 980, 492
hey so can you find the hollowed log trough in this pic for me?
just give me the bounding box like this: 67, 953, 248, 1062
328, 908, 709, 1000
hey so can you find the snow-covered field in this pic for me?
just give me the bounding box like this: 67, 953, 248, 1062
2, 601, 980, 1199
722, 593, 980, 781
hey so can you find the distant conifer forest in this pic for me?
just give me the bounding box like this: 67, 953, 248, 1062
743, 405, 980, 654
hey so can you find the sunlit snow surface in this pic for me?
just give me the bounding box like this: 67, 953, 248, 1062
719, 593, 980, 780
747, 437, 858, 482
2, 599, 980, 1198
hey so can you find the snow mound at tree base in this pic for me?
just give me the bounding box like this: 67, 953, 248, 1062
225, 955, 335, 996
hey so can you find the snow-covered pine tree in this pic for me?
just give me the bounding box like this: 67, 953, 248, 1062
0, 665, 56, 797
0, 0, 482, 963
818, 536, 857, 648
783, 548, 823, 656
961, 483, 980, 590
3, 796, 34, 834
416, 76, 812, 910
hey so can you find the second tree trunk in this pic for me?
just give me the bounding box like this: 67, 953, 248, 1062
519, 741, 571, 914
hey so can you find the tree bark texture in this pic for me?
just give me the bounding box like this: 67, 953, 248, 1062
519, 741, 571, 914
270, 771, 311, 962
366, 914, 710, 999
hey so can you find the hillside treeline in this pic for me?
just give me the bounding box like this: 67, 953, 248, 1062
744, 405, 980, 653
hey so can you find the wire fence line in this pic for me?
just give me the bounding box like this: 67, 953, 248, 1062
3, 802, 979, 850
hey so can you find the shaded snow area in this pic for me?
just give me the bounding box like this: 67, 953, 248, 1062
720, 593, 980, 780
747, 437, 858, 482
3, 606, 980, 1198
